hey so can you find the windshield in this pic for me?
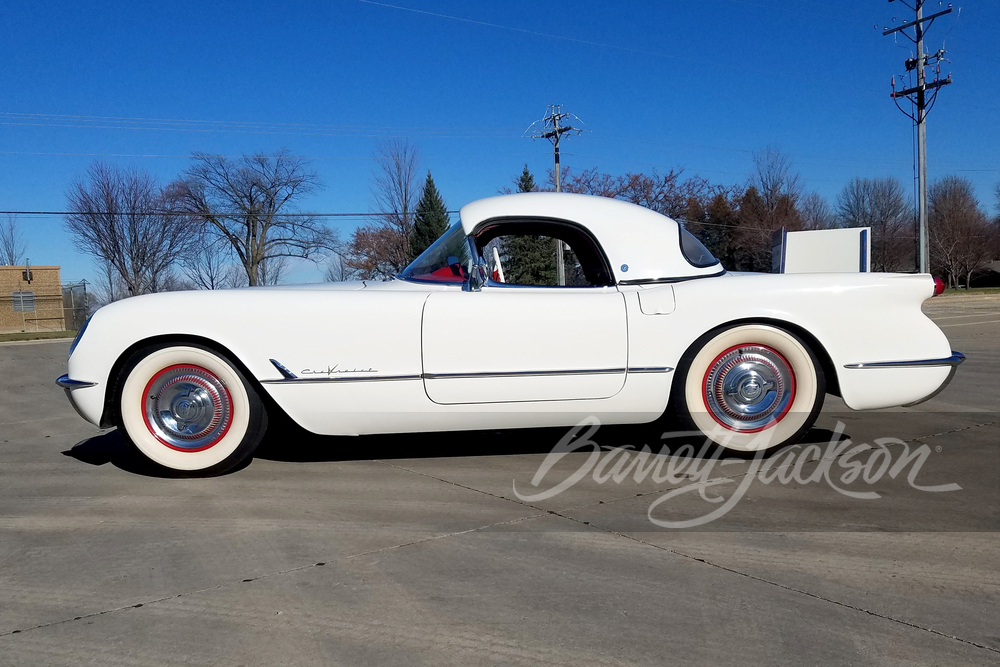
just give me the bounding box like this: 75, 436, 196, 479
398, 223, 473, 284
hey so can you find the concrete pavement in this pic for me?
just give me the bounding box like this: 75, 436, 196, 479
1, 298, 997, 665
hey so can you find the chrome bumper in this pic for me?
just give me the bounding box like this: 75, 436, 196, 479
56, 374, 97, 389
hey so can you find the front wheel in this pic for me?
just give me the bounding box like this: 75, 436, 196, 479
673, 324, 825, 452
116, 344, 267, 475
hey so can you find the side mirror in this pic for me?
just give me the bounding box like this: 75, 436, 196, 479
466, 263, 489, 292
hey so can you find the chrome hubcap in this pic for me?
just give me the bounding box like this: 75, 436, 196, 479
144, 366, 231, 450
704, 345, 794, 431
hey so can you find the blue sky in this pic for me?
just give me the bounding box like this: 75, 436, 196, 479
1, 0, 997, 284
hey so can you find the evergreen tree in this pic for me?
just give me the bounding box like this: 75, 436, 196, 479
700, 192, 739, 268
409, 171, 449, 262
501, 166, 558, 285
735, 186, 770, 272
515, 164, 536, 194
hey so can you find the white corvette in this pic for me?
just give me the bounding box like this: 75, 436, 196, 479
58, 193, 964, 475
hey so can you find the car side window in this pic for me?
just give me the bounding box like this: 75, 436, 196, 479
481, 235, 591, 287
475, 220, 614, 288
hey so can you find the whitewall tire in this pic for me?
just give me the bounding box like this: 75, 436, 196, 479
675, 324, 825, 452
116, 344, 267, 474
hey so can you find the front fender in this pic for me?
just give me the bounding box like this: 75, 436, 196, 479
65, 286, 430, 428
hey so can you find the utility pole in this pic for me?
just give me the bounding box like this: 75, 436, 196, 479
883, 0, 952, 274
527, 105, 581, 285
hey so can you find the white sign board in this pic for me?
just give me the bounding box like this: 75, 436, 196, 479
772, 228, 870, 273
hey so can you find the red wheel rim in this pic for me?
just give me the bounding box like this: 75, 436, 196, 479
141, 364, 233, 452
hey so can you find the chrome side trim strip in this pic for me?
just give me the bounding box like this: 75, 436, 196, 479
56, 374, 97, 389
261, 366, 673, 384
843, 351, 966, 369
269, 358, 298, 379
261, 374, 421, 384
618, 269, 726, 286
422, 368, 629, 380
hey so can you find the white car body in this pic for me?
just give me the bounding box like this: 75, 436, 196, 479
61, 193, 961, 441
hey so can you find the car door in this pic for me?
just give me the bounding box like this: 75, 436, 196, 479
421, 286, 628, 404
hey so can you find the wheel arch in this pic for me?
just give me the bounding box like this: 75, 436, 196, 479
99, 334, 287, 429
670, 317, 840, 407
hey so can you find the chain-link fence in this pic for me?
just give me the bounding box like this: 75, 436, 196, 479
62, 281, 89, 331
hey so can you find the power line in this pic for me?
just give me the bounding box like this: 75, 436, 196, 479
0, 111, 521, 134
3, 144, 994, 173
0, 150, 540, 161
356, 0, 817, 83
0, 210, 459, 219
0, 119, 519, 140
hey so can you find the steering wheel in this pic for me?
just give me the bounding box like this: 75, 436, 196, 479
492, 246, 506, 283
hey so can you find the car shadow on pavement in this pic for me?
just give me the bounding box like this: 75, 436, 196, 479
253, 417, 850, 465
61, 430, 254, 478
63, 430, 166, 477
62, 421, 849, 476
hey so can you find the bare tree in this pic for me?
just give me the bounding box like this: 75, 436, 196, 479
257, 255, 289, 286
66, 163, 196, 298
557, 167, 621, 198
556, 167, 722, 221
799, 192, 836, 230
1, 214, 27, 265
91, 260, 130, 306
837, 177, 913, 271
183, 240, 245, 290
345, 140, 420, 279
713, 150, 806, 272
749, 149, 803, 226
324, 253, 356, 282
170, 150, 334, 286
929, 176, 992, 288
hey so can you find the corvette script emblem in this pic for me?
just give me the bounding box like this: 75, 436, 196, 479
300, 365, 378, 376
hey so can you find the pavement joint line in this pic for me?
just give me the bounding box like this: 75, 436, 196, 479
0, 511, 549, 640
907, 420, 1000, 443
932, 313, 1000, 320
573, 517, 1000, 656
376, 457, 692, 521
0, 583, 234, 640
375, 459, 550, 513
341, 511, 551, 561
939, 320, 1000, 328
954, 331, 998, 339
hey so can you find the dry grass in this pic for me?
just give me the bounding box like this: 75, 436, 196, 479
0, 330, 78, 343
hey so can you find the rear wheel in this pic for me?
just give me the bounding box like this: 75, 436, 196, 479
116, 344, 267, 475
673, 324, 825, 451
